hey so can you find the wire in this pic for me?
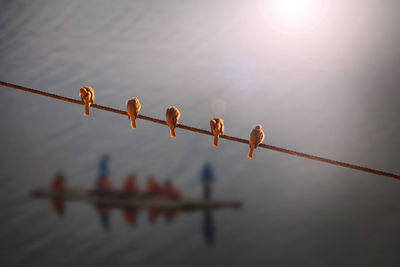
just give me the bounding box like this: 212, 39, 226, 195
1, 80, 399, 180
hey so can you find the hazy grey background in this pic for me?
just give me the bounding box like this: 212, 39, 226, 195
0, 0, 399, 266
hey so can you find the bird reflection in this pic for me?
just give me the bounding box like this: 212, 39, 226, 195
50, 172, 66, 216
51, 199, 65, 216
201, 163, 216, 245
97, 204, 112, 231
147, 207, 159, 224
123, 208, 138, 227
164, 209, 181, 223
203, 209, 215, 246
32, 159, 241, 245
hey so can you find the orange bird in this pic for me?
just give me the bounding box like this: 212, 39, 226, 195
165, 106, 180, 137
248, 125, 265, 159
79, 86, 95, 116
126, 97, 141, 129
210, 117, 224, 147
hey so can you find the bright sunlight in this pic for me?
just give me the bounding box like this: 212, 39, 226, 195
259, 0, 326, 33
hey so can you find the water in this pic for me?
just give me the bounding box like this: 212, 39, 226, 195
1, 0, 400, 266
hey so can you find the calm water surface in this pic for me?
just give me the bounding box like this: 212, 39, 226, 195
1, 0, 400, 266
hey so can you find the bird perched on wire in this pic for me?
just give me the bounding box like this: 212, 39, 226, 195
209, 117, 224, 147
79, 86, 95, 116
126, 97, 141, 129
165, 106, 180, 137
248, 125, 264, 158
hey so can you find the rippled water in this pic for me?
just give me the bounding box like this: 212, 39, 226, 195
1, 0, 400, 266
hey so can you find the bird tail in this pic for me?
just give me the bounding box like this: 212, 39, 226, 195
130, 118, 136, 129
170, 128, 176, 137
213, 135, 219, 147
84, 103, 90, 116
248, 148, 254, 158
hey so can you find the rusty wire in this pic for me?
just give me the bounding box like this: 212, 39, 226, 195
1, 80, 399, 180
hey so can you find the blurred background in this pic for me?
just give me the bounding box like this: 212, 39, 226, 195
0, 0, 400, 266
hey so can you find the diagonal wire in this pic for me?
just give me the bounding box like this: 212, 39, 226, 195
1, 80, 399, 180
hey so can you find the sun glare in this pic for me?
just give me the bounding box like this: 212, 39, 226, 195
259, 0, 326, 33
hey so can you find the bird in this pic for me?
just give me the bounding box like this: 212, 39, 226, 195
79, 86, 95, 116
165, 106, 180, 137
248, 125, 264, 158
209, 117, 224, 147
126, 97, 141, 129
